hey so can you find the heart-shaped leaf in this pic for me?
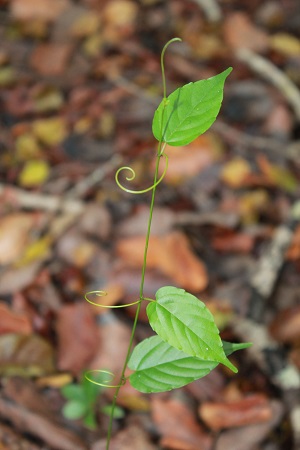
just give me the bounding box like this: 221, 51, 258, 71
147, 286, 237, 372
129, 335, 218, 393
129, 335, 251, 393
152, 68, 232, 146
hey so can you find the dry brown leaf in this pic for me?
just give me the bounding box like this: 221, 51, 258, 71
0, 213, 36, 265
92, 424, 156, 450
286, 224, 300, 260
223, 12, 269, 52
199, 394, 273, 431
30, 44, 73, 76
269, 305, 300, 344
215, 400, 283, 450
10, 0, 70, 22
116, 231, 208, 292
56, 302, 99, 375
152, 397, 212, 450
0, 302, 32, 335
212, 231, 254, 254
0, 333, 54, 377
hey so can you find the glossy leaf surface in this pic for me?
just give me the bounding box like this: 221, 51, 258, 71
129, 335, 251, 393
152, 68, 232, 146
147, 286, 237, 372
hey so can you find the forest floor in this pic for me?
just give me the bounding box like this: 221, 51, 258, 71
0, 0, 300, 449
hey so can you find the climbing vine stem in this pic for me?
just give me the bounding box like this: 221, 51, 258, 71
105, 39, 179, 450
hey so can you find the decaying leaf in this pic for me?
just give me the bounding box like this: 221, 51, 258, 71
0, 333, 54, 376
116, 231, 208, 292
199, 394, 273, 430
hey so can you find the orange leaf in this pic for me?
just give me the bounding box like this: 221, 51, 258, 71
199, 394, 272, 431
116, 231, 208, 292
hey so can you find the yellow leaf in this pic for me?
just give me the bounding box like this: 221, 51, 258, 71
19, 160, 50, 187
16, 235, 52, 267
32, 117, 67, 146
15, 133, 41, 161
222, 157, 251, 188
270, 33, 300, 57
71, 12, 100, 38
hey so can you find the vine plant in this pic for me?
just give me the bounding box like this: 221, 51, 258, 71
85, 38, 251, 449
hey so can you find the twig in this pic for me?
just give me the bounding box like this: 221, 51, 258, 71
235, 48, 300, 122
0, 397, 87, 450
0, 155, 121, 214
192, 0, 222, 22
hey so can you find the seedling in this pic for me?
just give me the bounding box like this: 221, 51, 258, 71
85, 38, 251, 449
61, 372, 123, 430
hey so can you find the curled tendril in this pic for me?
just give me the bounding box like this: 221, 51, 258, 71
115, 153, 169, 194
85, 369, 127, 389
85, 290, 141, 309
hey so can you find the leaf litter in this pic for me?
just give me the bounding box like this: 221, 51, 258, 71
0, 0, 299, 448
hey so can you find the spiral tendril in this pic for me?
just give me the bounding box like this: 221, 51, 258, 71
85, 290, 141, 309
115, 153, 169, 194
85, 369, 127, 389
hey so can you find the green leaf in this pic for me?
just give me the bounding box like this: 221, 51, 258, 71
129, 335, 251, 393
61, 384, 85, 402
152, 68, 232, 146
129, 335, 218, 393
101, 404, 125, 419
147, 286, 237, 372
63, 400, 87, 420
83, 409, 97, 430
82, 372, 103, 404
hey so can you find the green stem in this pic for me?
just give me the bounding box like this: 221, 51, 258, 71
105, 37, 181, 450
106, 152, 162, 450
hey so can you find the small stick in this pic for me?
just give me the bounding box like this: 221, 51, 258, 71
236, 48, 300, 121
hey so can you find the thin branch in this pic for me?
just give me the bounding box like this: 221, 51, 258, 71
236, 48, 300, 122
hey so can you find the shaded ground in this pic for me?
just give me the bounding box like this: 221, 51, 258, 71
0, 0, 300, 449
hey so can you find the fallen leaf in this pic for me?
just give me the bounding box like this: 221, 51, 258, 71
221, 158, 252, 188
0, 333, 54, 376
238, 190, 270, 224
199, 394, 272, 431
0, 302, 32, 335
103, 0, 138, 27
79, 203, 111, 240
56, 302, 99, 375
32, 117, 67, 146
270, 33, 300, 56
0, 213, 36, 265
0, 261, 42, 295
30, 44, 73, 76
152, 397, 212, 450
18, 160, 50, 187
257, 155, 298, 192
215, 400, 283, 450
269, 305, 300, 344
92, 424, 156, 450
16, 235, 52, 267
70, 12, 100, 38
33, 86, 64, 113
212, 231, 254, 253
116, 231, 208, 292
10, 0, 70, 23
0, 67, 16, 87
223, 12, 269, 52
56, 230, 98, 268
15, 132, 42, 161
286, 224, 300, 260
